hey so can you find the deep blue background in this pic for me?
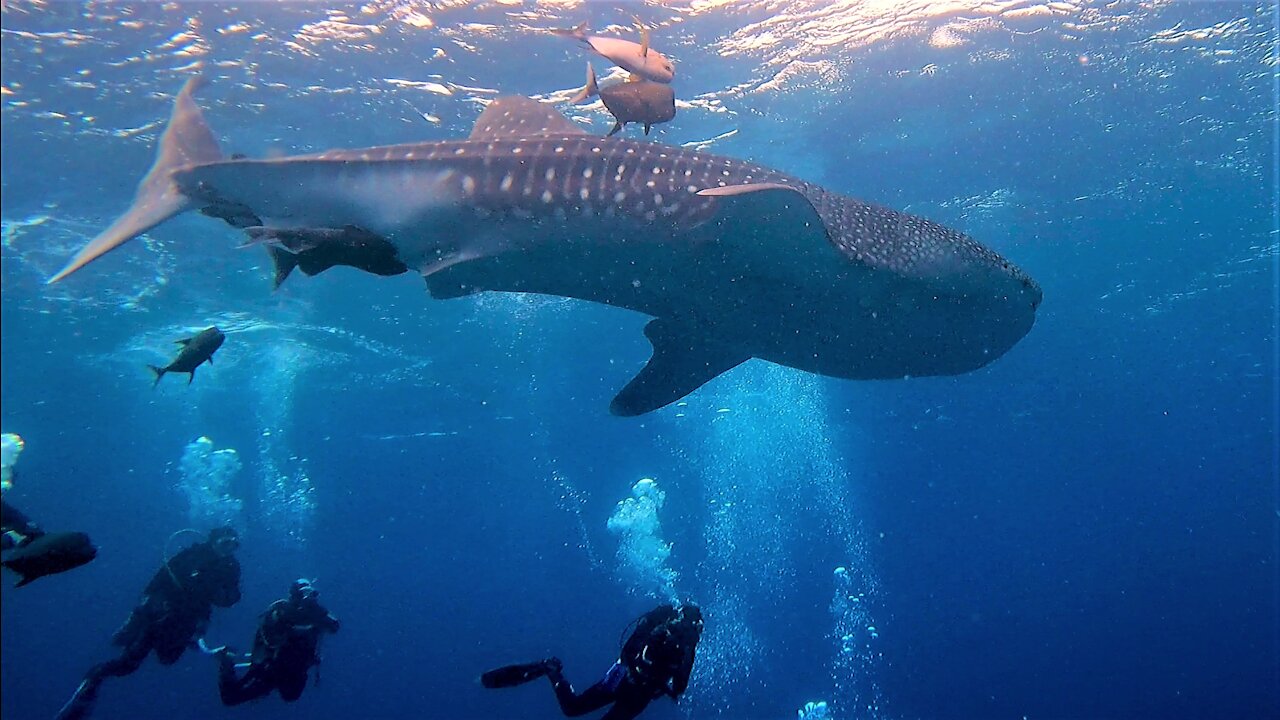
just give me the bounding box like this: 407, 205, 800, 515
2, 2, 1277, 719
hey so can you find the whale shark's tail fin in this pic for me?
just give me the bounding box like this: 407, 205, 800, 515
49, 76, 222, 283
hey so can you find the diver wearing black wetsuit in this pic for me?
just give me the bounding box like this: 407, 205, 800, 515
218, 578, 340, 706
483, 603, 703, 720
57, 527, 242, 720
1, 498, 44, 549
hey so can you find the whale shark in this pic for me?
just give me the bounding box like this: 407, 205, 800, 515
50, 78, 1041, 415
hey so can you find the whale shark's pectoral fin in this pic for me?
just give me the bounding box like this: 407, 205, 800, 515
49, 76, 222, 283
266, 246, 298, 290
421, 250, 485, 299
611, 318, 749, 416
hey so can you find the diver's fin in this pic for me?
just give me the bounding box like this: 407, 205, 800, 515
266, 246, 298, 290
12, 573, 36, 588
644, 123, 652, 135
637, 20, 651, 57
54, 676, 102, 720
610, 318, 749, 416
148, 365, 167, 388
188, 368, 196, 386
607, 120, 624, 137
176, 338, 191, 345
481, 661, 553, 689
569, 63, 598, 105
206, 354, 213, 365
49, 76, 222, 283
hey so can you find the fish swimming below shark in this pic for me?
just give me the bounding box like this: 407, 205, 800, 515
50, 77, 1042, 416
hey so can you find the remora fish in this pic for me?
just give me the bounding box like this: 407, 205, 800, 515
2, 531, 98, 587
571, 63, 676, 137
555, 21, 675, 84
149, 325, 225, 386
241, 226, 409, 289
51, 78, 1042, 416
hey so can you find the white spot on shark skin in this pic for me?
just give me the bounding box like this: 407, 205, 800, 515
454, 147, 466, 156
654, 194, 664, 205
616, 164, 627, 177
686, 185, 698, 193
542, 190, 554, 203
462, 176, 476, 194
555, 145, 565, 154
614, 191, 627, 203
407, 151, 417, 159
592, 146, 602, 154
646, 180, 656, 189
583, 168, 593, 179
660, 203, 680, 216
554, 207, 567, 222
643, 210, 656, 221
651, 167, 662, 175
579, 188, 591, 201
500, 174, 514, 191
545, 168, 556, 181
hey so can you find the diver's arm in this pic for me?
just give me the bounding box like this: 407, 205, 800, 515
669, 642, 696, 698
322, 611, 340, 634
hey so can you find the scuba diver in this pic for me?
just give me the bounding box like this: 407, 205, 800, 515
216, 578, 340, 706
56, 526, 242, 720
482, 603, 703, 720
1, 497, 44, 549
1, 433, 98, 586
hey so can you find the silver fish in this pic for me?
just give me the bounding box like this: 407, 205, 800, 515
556, 21, 674, 84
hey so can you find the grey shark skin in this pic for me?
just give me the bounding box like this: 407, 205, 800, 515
52, 78, 1041, 415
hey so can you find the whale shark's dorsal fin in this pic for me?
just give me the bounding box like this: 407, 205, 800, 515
469, 96, 587, 140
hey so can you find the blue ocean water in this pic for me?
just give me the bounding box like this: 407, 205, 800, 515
1, 2, 1276, 719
